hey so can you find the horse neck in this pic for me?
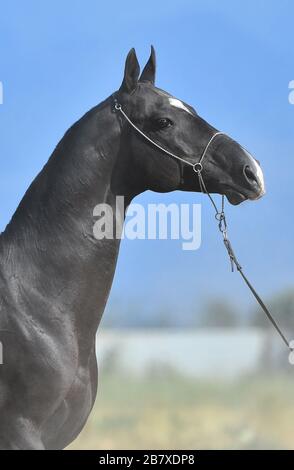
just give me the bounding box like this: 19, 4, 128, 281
1, 96, 129, 331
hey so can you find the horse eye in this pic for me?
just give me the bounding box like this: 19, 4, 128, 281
155, 118, 173, 129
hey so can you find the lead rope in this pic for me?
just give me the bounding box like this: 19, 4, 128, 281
114, 98, 293, 352
195, 169, 292, 351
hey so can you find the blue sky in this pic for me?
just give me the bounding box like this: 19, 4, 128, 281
0, 0, 293, 323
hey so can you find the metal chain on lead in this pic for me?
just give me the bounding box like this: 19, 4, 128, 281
194, 168, 292, 350
113, 98, 293, 352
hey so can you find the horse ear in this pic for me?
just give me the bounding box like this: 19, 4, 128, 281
119, 48, 140, 94
139, 45, 156, 84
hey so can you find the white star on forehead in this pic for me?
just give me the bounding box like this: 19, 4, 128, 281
168, 97, 193, 115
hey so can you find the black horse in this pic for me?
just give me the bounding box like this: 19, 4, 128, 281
0, 47, 265, 449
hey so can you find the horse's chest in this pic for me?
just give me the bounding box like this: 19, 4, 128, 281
43, 352, 98, 449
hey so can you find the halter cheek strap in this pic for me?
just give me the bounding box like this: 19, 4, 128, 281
113, 98, 224, 181
114, 98, 225, 217
113, 98, 293, 352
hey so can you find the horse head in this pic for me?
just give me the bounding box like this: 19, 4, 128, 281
115, 47, 265, 205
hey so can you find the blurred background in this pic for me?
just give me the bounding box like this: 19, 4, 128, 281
1, 0, 294, 450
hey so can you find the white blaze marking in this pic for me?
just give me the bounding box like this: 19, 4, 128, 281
169, 98, 193, 115
244, 149, 265, 194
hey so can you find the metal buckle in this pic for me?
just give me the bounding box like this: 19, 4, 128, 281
113, 97, 122, 113
192, 162, 203, 174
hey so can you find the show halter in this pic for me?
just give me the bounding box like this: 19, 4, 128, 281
113, 98, 293, 352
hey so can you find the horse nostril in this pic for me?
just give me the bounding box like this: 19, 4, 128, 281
243, 165, 259, 187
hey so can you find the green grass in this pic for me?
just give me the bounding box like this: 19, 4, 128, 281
67, 372, 294, 450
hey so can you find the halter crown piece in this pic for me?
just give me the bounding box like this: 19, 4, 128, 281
113, 97, 292, 353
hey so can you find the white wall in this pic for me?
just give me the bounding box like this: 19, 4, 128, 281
96, 328, 275, 378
